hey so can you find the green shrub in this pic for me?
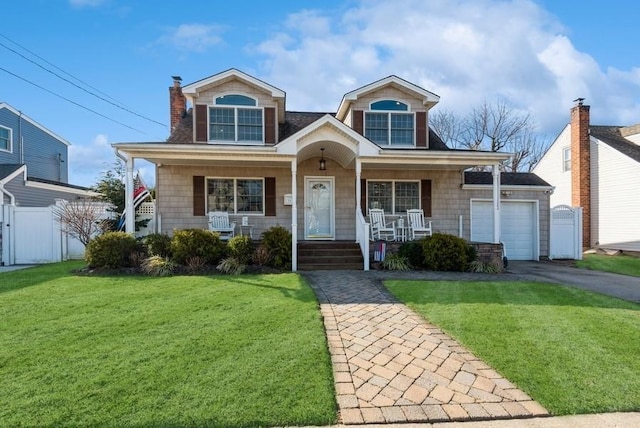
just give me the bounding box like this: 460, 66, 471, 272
85, 231, 139, 268
398, 241, 425, 268
141, 256, 177, 276
217, 257, 246, 275
226, 235, 255, 264
261, 225, 292, 269
170, 229, 225, 265
144, 233, 172, 257
422, 233, 475, 272
380, 253, 411, 271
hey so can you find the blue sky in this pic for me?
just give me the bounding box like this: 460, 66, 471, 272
2, 0, 639, 187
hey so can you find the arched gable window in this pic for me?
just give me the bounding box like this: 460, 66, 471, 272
210, 94, 262, 142
365, 99, 414, 146
371, 100, 408, 111
215, 94, 257, 106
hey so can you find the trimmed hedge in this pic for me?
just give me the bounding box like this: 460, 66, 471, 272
85, 231, 140, 268
422, 233, 476, 272
170, 229, 225, 265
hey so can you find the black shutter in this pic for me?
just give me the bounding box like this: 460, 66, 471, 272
416, 111, 427, 147
421, 179, 432, 217
265, 177, 276, 216
353, 110, 364, 135
193, 176, 205, 216
264, 107, 276, 144
195, 105, 207, 142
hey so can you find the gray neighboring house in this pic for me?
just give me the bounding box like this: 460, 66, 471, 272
1, 102, 98, 265
114, 69, 552, 270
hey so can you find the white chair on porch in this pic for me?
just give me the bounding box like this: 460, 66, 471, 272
406, 209, 432, 240
208, 211, 236, 240
368, 208, 397, 241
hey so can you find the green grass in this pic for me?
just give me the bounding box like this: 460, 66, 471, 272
0, 262, 336, 427
385, 280, 640, 415
577, 253, 640, 277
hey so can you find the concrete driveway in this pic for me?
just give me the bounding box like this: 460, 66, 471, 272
507, 260, 640, 303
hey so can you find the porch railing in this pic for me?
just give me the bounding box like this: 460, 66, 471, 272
356, 209, 370, 271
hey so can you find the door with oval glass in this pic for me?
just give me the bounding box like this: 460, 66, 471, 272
304, 177, 335, 239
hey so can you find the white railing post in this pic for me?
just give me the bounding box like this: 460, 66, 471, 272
291, 160, 298, 272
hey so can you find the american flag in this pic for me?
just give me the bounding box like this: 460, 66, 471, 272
118, 172, 151, 230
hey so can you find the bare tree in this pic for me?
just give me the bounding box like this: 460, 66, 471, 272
430, 109, 465, 149
431, 98, 549, 172
54, 199, 112, 246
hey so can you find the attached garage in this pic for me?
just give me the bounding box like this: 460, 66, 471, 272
471, 200, 539, 260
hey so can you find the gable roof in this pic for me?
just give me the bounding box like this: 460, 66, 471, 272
0, 103, 71, 146
182, 68, 286, 99
464, 171, 551, 187
590, 125, 640, 163
336, 75, 440, 120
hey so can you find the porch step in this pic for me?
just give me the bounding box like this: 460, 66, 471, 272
297, 241, 364, 270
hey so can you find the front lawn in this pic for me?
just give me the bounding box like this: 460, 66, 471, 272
0, 262, 336, 427
385, 280, 640, 415
577, 253, 640, 277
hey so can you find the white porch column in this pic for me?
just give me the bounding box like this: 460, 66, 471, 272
355, 159, 362, 243
291, 160, 298, 272
492, 163, 501, 244
125, 157, 135, 234
355, 159, 362, 210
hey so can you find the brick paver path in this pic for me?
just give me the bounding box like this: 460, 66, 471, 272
303, 271, 549, 425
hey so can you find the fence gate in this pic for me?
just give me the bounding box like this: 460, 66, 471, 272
549, 205, 582, 260
13, 206, 62, 264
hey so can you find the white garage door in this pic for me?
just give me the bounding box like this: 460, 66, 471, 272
471, 201, 536, 260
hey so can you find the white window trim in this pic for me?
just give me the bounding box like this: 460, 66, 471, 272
365, 99, 415, 146
208, 93, 264, 144
206, 177, 265, 215
562, 146, 571, 172
366, 179, 420, 215
0, 125, 12, 153
208, 106, 265, 144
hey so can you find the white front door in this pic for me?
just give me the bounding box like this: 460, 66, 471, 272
304, 177, 335, 239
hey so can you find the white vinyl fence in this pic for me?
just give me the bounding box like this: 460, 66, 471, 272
549, 205, 583, 260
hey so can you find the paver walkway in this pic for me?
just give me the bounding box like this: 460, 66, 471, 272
302, 271, 549, 425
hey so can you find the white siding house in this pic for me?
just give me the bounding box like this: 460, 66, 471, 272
534, 102, 640, 252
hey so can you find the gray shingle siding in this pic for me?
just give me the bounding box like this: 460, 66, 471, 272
0, 107, 68, 182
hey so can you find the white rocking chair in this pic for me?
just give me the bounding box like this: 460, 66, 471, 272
368, 208, 397, 241
406, 209, 432, 240
208, 211, 236, 240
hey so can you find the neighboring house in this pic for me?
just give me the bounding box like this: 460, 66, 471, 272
0, 102, 98, 265
534, 101, 640, 252
113, 69, 551, 270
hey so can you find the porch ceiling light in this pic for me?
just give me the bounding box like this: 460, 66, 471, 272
319, 148, 327, 171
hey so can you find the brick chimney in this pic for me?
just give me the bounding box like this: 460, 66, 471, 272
169, 76, 186, 132
570, 98, 591, 248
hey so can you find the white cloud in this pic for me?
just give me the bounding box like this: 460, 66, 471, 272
69, 0, 106, 7
158, 23, 224, 53
68, 134, 115, 186
68, 134, 156, 188
254, 0, 640, 137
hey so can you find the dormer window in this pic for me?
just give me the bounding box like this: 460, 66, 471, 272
209, 94, 263, 142
365, 100, 414, 146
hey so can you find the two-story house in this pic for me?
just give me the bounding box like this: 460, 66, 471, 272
1, 102, 98, 265
534, 100, 640, 252
114, 69, 552, 270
